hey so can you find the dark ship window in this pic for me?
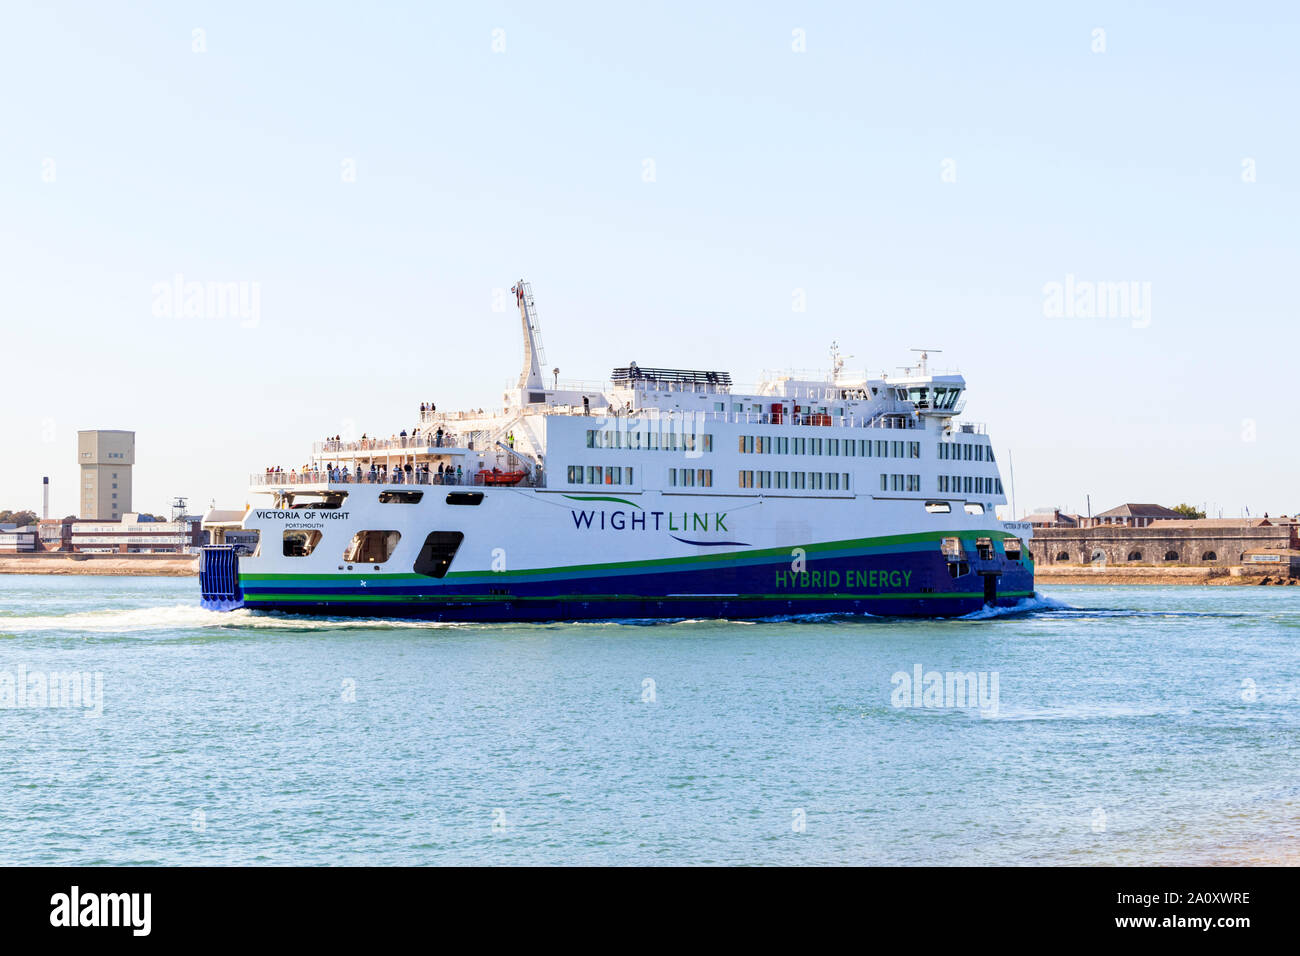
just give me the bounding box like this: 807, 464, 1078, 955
379, 491, 423, 504
414, 531, 465, 578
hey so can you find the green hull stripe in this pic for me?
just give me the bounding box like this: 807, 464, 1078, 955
241, 529, 1024, 584
243, 590, 1035, 605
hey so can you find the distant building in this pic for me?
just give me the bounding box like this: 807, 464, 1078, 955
1083, 503, 1182, 528
0, 524, 37, 553
78, 430, 135, 520
1021, 508, 1080, 528
37, 518, 73, 552
67, 512, 205, 554
1030, 515, 1299, 568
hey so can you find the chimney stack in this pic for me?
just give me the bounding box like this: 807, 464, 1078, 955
42, 476, 49, 520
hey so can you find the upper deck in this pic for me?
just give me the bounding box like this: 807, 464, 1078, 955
243, 282, 1001, 513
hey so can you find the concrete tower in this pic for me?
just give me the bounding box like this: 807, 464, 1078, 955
77, 430, 135, 520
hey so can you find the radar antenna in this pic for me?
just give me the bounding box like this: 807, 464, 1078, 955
908, 348, 942, 375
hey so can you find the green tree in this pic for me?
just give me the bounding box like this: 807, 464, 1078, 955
0, 509, 38, 527
1171, 503, 1206, 519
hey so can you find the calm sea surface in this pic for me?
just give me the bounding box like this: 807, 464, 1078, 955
1, 575, 1297, 865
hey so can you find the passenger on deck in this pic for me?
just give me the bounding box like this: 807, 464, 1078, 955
435, 427, 443, 447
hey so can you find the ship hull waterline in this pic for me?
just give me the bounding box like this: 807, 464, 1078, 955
201, 539, 1035, 621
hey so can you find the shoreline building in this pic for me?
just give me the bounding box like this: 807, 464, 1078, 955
78, 430, 135, 520
1026, 505, 1299, 569
36, 513, 205, 554
0, 524, 38, 553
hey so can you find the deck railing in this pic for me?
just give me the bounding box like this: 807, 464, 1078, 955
548, 407, 925, 430
250, 470, 543, 489
314, 434, 465, 455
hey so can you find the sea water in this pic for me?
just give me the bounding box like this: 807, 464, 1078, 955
1, 575, 1297, 865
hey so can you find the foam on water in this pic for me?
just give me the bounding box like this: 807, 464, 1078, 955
958, 592, 1075, 620
0, 597, 1075, 634
0, 604, 461, 635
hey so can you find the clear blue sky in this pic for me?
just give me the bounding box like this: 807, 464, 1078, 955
2, 1, 1296, 520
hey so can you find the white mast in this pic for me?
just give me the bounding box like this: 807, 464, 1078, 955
512, 280, 548, 391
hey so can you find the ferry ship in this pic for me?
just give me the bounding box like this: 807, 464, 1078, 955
199, 281, 1033, 619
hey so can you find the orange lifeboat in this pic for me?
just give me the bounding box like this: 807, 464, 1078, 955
476, 468, 526, 486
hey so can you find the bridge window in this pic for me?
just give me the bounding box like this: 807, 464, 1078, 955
413, 531, 464, 578
344, 530, 401, 564
1163, 550, 1179, 562
1201, 551, 1217, 561
1127, 551, 1142, 561
283, 530, 322, 557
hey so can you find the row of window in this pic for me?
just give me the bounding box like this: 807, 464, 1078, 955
567, 465, 635, 485
938, 475, 1004, 495
937, 442, 993, 462
585, 430, 713, 452
739, 436, 923, 459
739, 471, 851, 491
880, 474, 923, 492
561, 463, 1003, 495
668, 468, 714, 487
283, 529, 465, 577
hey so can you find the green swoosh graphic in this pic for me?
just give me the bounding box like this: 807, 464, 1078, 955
562, 495, 643, 509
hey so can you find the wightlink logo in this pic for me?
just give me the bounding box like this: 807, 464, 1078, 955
563, 496, 747, 547
891, 664, 999, 716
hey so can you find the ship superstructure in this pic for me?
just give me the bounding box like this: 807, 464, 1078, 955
200, 280, 1033, 619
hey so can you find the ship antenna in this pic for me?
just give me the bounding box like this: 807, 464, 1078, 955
829, 341, 852, 383
909, 348, 941, 375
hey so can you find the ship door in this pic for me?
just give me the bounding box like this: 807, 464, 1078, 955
982, 573, 998, 606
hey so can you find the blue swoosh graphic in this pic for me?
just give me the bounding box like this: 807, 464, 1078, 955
669, 536, 751, 547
